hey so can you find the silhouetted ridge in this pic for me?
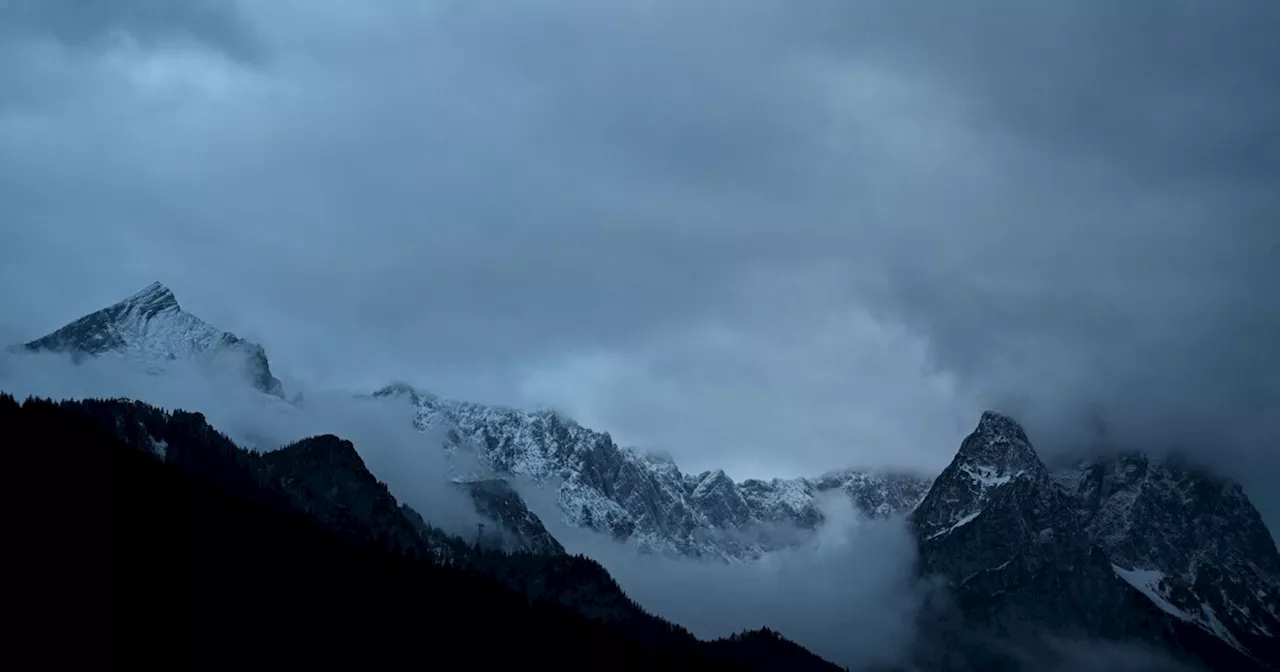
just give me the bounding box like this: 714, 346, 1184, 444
0, 392, 844, 671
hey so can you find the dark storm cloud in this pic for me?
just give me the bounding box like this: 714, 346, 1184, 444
805, 0, 1280, 178
806, 0, 1280, 520
0, 0, 1277, 525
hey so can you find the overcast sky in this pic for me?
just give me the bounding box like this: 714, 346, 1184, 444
1, 1, 1277, 518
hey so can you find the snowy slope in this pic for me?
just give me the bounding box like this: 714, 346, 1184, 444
21, 282, 285, 397
373, 382, 931, 561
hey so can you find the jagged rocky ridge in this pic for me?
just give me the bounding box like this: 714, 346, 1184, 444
911, 411, 1280, 671
19, 281, 284, 397
3, 392, 843, 671
373, 382, 932, 561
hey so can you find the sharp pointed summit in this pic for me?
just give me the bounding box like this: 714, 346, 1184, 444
20, 282, 285, 398
911, 411, 1048, 547
956, 410, 1041, 474
976, 409, 1029, 441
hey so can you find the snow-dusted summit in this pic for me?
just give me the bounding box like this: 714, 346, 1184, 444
913, 411, 1280, 670
20, 282, 284, 397
373, 382, 932, 561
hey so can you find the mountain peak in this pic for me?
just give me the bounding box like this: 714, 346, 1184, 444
271, 434, 366, 470
956, 410, 1041, 475
121, 281, 179, 312
373, 381, 417, 395
977, 409, 1029, 440
372, 381, 439, 406
911, 411, 1049, 543
21, 281, 285, 398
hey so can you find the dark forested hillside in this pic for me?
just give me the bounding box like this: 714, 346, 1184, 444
0, 393, 844, 671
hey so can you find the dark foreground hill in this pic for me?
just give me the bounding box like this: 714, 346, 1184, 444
0, 393, 843, 672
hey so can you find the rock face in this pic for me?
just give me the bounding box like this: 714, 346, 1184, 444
458, 479, 567, 555
913, 411, 1280, 672
1063, 453, 1280, 665
20, 282, 284, 397
373, 383, 932, 561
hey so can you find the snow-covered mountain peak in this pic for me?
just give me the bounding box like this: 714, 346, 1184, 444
122, 281, 181, 315
371, 381, 440, 407
912, 411, 1059, 548
21, 282, 285, 398
695, 468, 733, 489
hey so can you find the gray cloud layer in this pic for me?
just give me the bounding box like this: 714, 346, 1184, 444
1, 1, 1277, 524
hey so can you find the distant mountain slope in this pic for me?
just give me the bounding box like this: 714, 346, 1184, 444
20, 281, 284, 397
911, 411, 1280, 672
374, 382, 931, 561
1, 393, 844, 671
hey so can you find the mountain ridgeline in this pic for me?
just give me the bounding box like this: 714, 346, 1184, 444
372, 380, 933, 560
7, 281, 1280, 671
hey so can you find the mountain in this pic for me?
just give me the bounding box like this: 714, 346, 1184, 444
20, 281, 285, 397
373, 382, 932, 561
3, 392, 844, 671
911, 411, 1280, 671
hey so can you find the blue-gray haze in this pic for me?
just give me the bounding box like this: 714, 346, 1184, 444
1, 0, 1277, 532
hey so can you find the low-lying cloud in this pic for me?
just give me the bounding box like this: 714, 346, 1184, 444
521, 481, 927, 669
